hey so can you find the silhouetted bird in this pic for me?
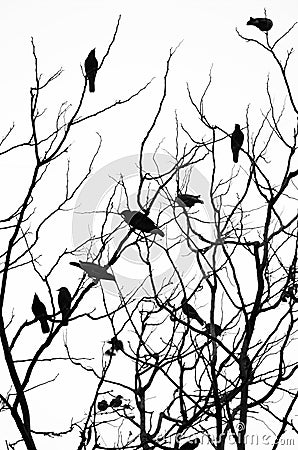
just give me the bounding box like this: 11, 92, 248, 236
105, 337, 123, 355
84, 49, 98, 93
57, 287, 72, 326
231, 124, 244, 163
69, 261, 115, 281
32, 294, 50, 334
108, 336, 124, 352
181, 301, 205, 326
110, 395, 122, 408
176, 193, 204, 209
247, 17, 273, 32
180, 439, 200, 450
121, 210, 164, 237
97, 400, 109, 411
205, 323, 222, 337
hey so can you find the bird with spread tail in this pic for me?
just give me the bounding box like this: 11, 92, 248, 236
121, 210, 164, 237
84, 49, 98, 93
176, 193, 204, 209
247, 17, 273, 32
69, 261, 115, 281
57, 287, 72, 326
32, 294, 50, 334
231, 124, 244, 163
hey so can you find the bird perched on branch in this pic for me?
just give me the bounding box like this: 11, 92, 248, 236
176, 193, 204, 209
231, 124, 244, 163
179, 439, 201, 450
97, 400, 109, 411
57, 287, 72, 326
84, 49, 98, 93
181, 300, 205, 326
109, 336, 124, 352
69, 261, 115, 282
205, 323, 222, 337
121, 210, 164, 237
105, 337, 124, 356
32, 294, 50, 334
247, 17, 273, 32
110, 395, 123, 408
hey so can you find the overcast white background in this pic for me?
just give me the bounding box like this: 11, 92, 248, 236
1, 0, 298, 449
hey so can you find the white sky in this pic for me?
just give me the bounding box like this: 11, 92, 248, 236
1, 1, 298, 449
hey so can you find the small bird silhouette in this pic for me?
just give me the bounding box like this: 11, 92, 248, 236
32, 294, 50, 334
108, 336, 124, 352
205, 323, 222, 337
97, 400, 109, 411
247, 17, 273, 32
57, 287, 72, 326
110, 395, 123, 408
121, 210, 164, 237
176, 193, 204, 209
181, 301, 205, 326
70, 261, 115, 281
231, 124, 244, 163
84, 49, 98, 93
179, 439, 200, 450
105, 337, 123, 355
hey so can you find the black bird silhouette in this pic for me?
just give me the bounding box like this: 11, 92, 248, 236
69, 261, 115, 281
176, 193, 204, 209
181, 301, 205, 326
110, 395, 123, 408
105, 337, 123, 356
121, 210, 164, 237
179, 439, 200, 450
205, 323, 222, 337
84, 49, 98, 93
32, 294, 50, 334
97, 400, 109, 411
231, 124, 244, 163
57, 287, 72, 326
247, 17, 273, 32
108, 336, 124, 352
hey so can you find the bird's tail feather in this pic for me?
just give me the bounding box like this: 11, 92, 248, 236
233, 151, 239, 163
61, 310, 69, 326
70, 262, 81, 268
196, 315, 205, 326
89, 79, 95, 93
151, 228, 165, 237
40, 319, 50, 333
